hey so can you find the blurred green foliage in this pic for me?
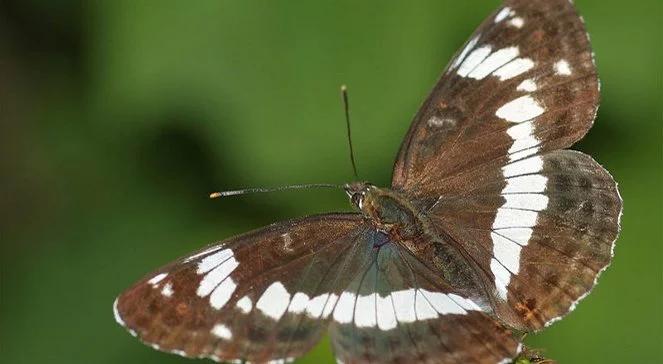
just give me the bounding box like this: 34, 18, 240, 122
1, 0, 661, 363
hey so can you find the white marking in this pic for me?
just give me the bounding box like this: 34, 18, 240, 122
492, 208, 538, 229
448, 293, 482, 311
491, 258, 512, 299
496, 95, 545, 123
468, 46, 520, 80
391, 289, 417, 323
494, 7, 512, 23
494, 58, 535, 80
184, 245, 223, 263
376, 294, 398, 330
554, 59, 572, 76
333, 291, 356, 324
256, 281, 291, 320
210, 278, 237, 309
451, 35, 479, 69
506, 121, 539, 160
508, 17, 524, 28
321, 293, 339, 318
503, 174, 548, 193
147, 273, 168, 286
427, 116, 456, 128
457, 45, 492, 77
502, 155, 544, 178
113, 297, 125, 326
196, 256, 239, 297
414, 290, 439, 320
287, 292, 310, 314
211, 324, 232, 339
197, 248, 233, 274
491, 232, 523, 274
150, 343, 160, 350
502, 194, 549, 211
236, 295, 252, 313
354, 293, 377, 328
305, 293, 330, 318
420, 290, 465, 315
495, 228, 534, 246
171, 349, 187, 357
161, 282, 174, 297
281, 233, 294, 252
516, 79, 537, 92
509, 148, 539, 161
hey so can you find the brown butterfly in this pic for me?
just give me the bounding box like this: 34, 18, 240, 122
114, 0, 622, 363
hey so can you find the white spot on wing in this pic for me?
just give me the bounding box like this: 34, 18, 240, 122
354, 293, 377, 328
376, 294, 397, 331
508, 17, 524, 28
420, 290, 465, 315
494, 228, 534, 246
502, 155, 544, 178
236, 295, 252, 313
494, 7, 513, 23
333, 291, 356, 324
414, 290, 439, 320
516, 79, 537, 92
281, 233, 294, 252
491, 232, 523, 274
287, 292, 310, 314
184, 245, 223, 263
496, 95, 545, 123
468, 46, 520, 80
494, 58, 535, 80
147, 273, 168, 286
305, 293, 329, 318
457, 45, 492, 77
492, 208, 538, 229
321, 294, 339, 318
451, 35, 479, 69
256, 281, 291, 320
391, 289, 417, 323
210, 278, 237, 309
502, 194, 549, 211
197, 248, 233, 275
554, 59, 572, 76
490, 258, 512, 299
502, 175, 548, 193
197, 256, 239, 297
211, 324, 232, 339
448, 294, 482, 311
161, 282, 174, 297
427, 116, 456, 128
506, 121, 539, 161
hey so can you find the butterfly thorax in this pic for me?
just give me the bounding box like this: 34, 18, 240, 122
345, 182, 425, 241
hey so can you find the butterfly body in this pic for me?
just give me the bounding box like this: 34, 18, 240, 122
115, 1, 622, 363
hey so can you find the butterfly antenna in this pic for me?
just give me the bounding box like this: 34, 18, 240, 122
341, 85, 359, 180
209, 183, 342, 199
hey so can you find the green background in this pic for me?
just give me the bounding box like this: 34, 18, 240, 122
2, 0, 661, 363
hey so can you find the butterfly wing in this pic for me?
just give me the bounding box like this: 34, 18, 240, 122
390, 0, 622, 331
114, 213, 372, 363
392, 0, 598, 191
328, 238, 520, 364
427, 150, 621, 330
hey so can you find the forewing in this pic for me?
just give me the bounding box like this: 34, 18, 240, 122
425, 150, 621, 331
114, 213, 371, 363
392, 0, 599, 195
327, 237, 520, 364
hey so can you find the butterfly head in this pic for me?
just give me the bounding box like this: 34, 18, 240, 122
344, 181, 375, 211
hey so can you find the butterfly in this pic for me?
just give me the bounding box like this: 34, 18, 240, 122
113, 0, 622, 363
